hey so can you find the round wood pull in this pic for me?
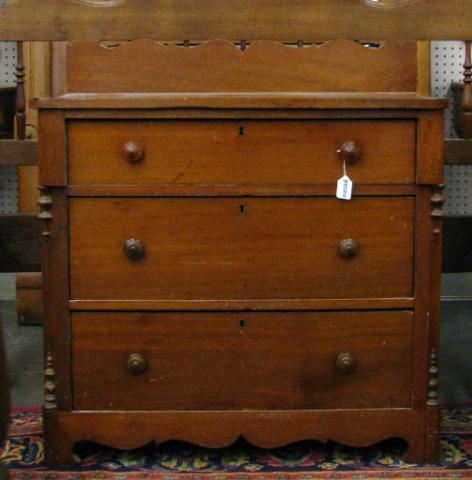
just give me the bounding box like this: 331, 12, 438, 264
127, 353, 148, 375
336, 352, 356, 373
338, 238, 359, 259
123, 141, 145, 164
338, 141, 361, 164
123, 239, 145, 260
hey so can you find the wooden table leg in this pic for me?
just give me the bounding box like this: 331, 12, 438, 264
0, 314, 10, 480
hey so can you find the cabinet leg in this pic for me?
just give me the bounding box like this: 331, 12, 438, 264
44, 435, 77, 467
424, 406, 441, 465
43, 411, 77, 467
424, 432, 441, 465
405, 437, 426, 464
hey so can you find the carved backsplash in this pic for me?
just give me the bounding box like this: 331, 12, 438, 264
52, 38, 419, 94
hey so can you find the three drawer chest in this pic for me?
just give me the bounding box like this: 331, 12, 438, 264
35, 39, 447, 465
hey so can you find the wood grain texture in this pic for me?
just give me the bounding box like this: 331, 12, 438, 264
16, 272, 42, 325
68, 298, 415, 311
32, 92, 448, 110
416, 41, 431, 96
40, 189, 71, 409
60, 39, 418, 94
63, 110, 428, 120
38, 111, 65, 186
67, 184, 417, 197
0, 140, 37, 165
0, 0, 471, 41
425, 184, 444, 464
37, 91, 446, 464
18, 41, 51, 213
68, 119, 416, 186
17, 42, 48, 323
411, 188, 432, 412
416, 111, 445, 185
69, 197, 414, 302
72, 311, 413, 411
44, 409, 426, 466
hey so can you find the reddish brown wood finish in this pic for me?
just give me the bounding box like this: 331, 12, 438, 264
39, 188, 71, 409
32, 92, 447, 110
54, 40, 418, 94
424, 183, 445, 463
44, 409, 427, 467
69, 197, 414, 302
1, 0, 472, 42
417, 111, 445, 185
67, 184, 417, 197
68, 119, 416, 186
38, 111, 66, 186
37, 95, 445, 465
71, 311, 413, 411
68, 298, 415, 311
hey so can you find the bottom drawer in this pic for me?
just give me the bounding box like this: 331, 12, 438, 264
71, 311, 413, 410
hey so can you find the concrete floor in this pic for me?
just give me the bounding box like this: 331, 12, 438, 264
1, 273, 472, 407
1, 300, 43, 407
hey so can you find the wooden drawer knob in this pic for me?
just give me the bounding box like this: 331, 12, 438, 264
338, 141, 361, 164
123, 239, 145, 260
338, 238, 359, 259
123, 141, 145, 164
336, 352, 356, 373
127, 353, 148, 375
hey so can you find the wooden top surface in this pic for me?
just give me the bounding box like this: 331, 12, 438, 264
31, 93, 448, 110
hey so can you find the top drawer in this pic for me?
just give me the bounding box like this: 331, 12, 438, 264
67, 119, 416, 186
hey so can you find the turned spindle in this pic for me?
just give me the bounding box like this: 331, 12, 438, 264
15, 41, 25, 140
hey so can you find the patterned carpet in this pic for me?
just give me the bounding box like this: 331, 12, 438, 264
2, 407, 472, 479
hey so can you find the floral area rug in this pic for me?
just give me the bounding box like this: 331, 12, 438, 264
2, 406, 472, 479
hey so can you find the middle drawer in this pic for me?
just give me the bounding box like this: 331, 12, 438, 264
69, 197, 414, 301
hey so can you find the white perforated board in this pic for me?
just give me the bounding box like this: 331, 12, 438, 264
0, 41, 17, 214
432, 41, 472, 216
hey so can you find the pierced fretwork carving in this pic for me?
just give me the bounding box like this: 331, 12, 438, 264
44, 352, 57, 410
427, 349, 439, 407
430, 184, 445, 236
38, 187, 53, 239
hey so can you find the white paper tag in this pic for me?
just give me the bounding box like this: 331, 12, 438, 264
336, 175, 353, 201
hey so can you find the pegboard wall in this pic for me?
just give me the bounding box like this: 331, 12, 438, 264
0, 41, 17, 214
432, 41, 472, 216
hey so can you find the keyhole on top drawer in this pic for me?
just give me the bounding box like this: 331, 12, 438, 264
239, 126, 245, 136
240, 203, 246, 214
